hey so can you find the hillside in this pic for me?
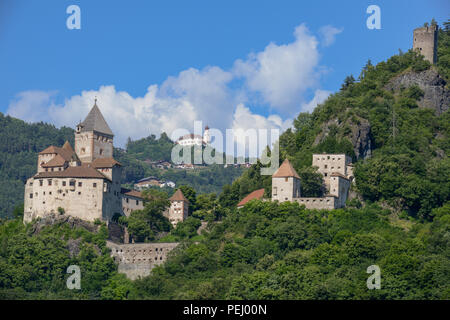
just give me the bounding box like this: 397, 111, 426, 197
220, 21, 450, 221
0, 21, 448, 300
0, 117, 244, 218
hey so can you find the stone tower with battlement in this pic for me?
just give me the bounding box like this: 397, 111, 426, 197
75, 100, 114, 163
413, 24, 438, 64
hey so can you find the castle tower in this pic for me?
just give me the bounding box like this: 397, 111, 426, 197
271, 159, 301, 202
75, 100, 114, 163
413, 24, 438, 64
166, 189, 189, 227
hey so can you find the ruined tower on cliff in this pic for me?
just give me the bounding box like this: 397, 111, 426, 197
413, 24, 438, 64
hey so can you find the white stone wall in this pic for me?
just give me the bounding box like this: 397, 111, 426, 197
272, 176, 300, 202
75, 131, 94, 163
312, 154, 351, 187
329, 175, 351, 208
37, 153, 56, 173
24, 177, 105, 223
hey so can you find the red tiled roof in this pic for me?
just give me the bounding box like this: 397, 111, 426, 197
237, 188, 265, 207
177, 133, 203, 141
41, 154, 67, 167
91, 157, 122, 168
169, 189, 189, 202
39, 144, 75, 162
34, 165, 109, 180
122, 189, 144, 199
62, 141, 74, 153
272, 159, 300, 179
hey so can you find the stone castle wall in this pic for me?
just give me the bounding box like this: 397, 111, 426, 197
24, 177, 105, 223
106, 241, 179, 280
294, 196, 337, 210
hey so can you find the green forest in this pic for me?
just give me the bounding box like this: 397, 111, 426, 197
0, 118, 244, 218
0, 21, 449, 300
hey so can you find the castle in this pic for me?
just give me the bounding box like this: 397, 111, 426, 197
238, 154, 354, 210
272, 155, 353, 209
175, 125, 211, 146
413, 24, 438, 64
23, 101, 189, 227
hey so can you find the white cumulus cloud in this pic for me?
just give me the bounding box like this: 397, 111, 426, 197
6, 23, 342, 148
233, 24, 320, 115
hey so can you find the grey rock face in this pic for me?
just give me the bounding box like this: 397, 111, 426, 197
386, 68, 449, 115
29, 212, 99, 235
313, 117, 373, 160
348, 117, 373, 160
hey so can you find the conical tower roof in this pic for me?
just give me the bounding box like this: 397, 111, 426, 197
169, 189, 189, 202
272, 159, 300, 179
79, 100, 114, 136
62, 140, 74, 153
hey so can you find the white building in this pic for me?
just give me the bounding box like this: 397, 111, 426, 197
176, 126, 211, 146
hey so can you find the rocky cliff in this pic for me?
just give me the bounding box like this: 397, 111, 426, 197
386, 68, 449, 115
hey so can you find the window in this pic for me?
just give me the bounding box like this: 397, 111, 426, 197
126, 198, 129, 203
324, 165, 327, 169
29, 193, 33, 199
273, 187, 277, 196
49, 191, 52, 195
99, 149, 103, 155
39, 180, 43, 186
78, 182, 82, 187
285, 177, 288, 182
93, 183, 97, 188
45, 168, 48, 172
324, 173, 328, 177
62, 181, 66, 186
78, 192, 81, 195
48, 179, 52, 186
51, 168, 54, 172
69, 180, 76, 187
136, 200, 139, 205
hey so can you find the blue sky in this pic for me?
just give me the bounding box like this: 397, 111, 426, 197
0, 0, 448, 147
